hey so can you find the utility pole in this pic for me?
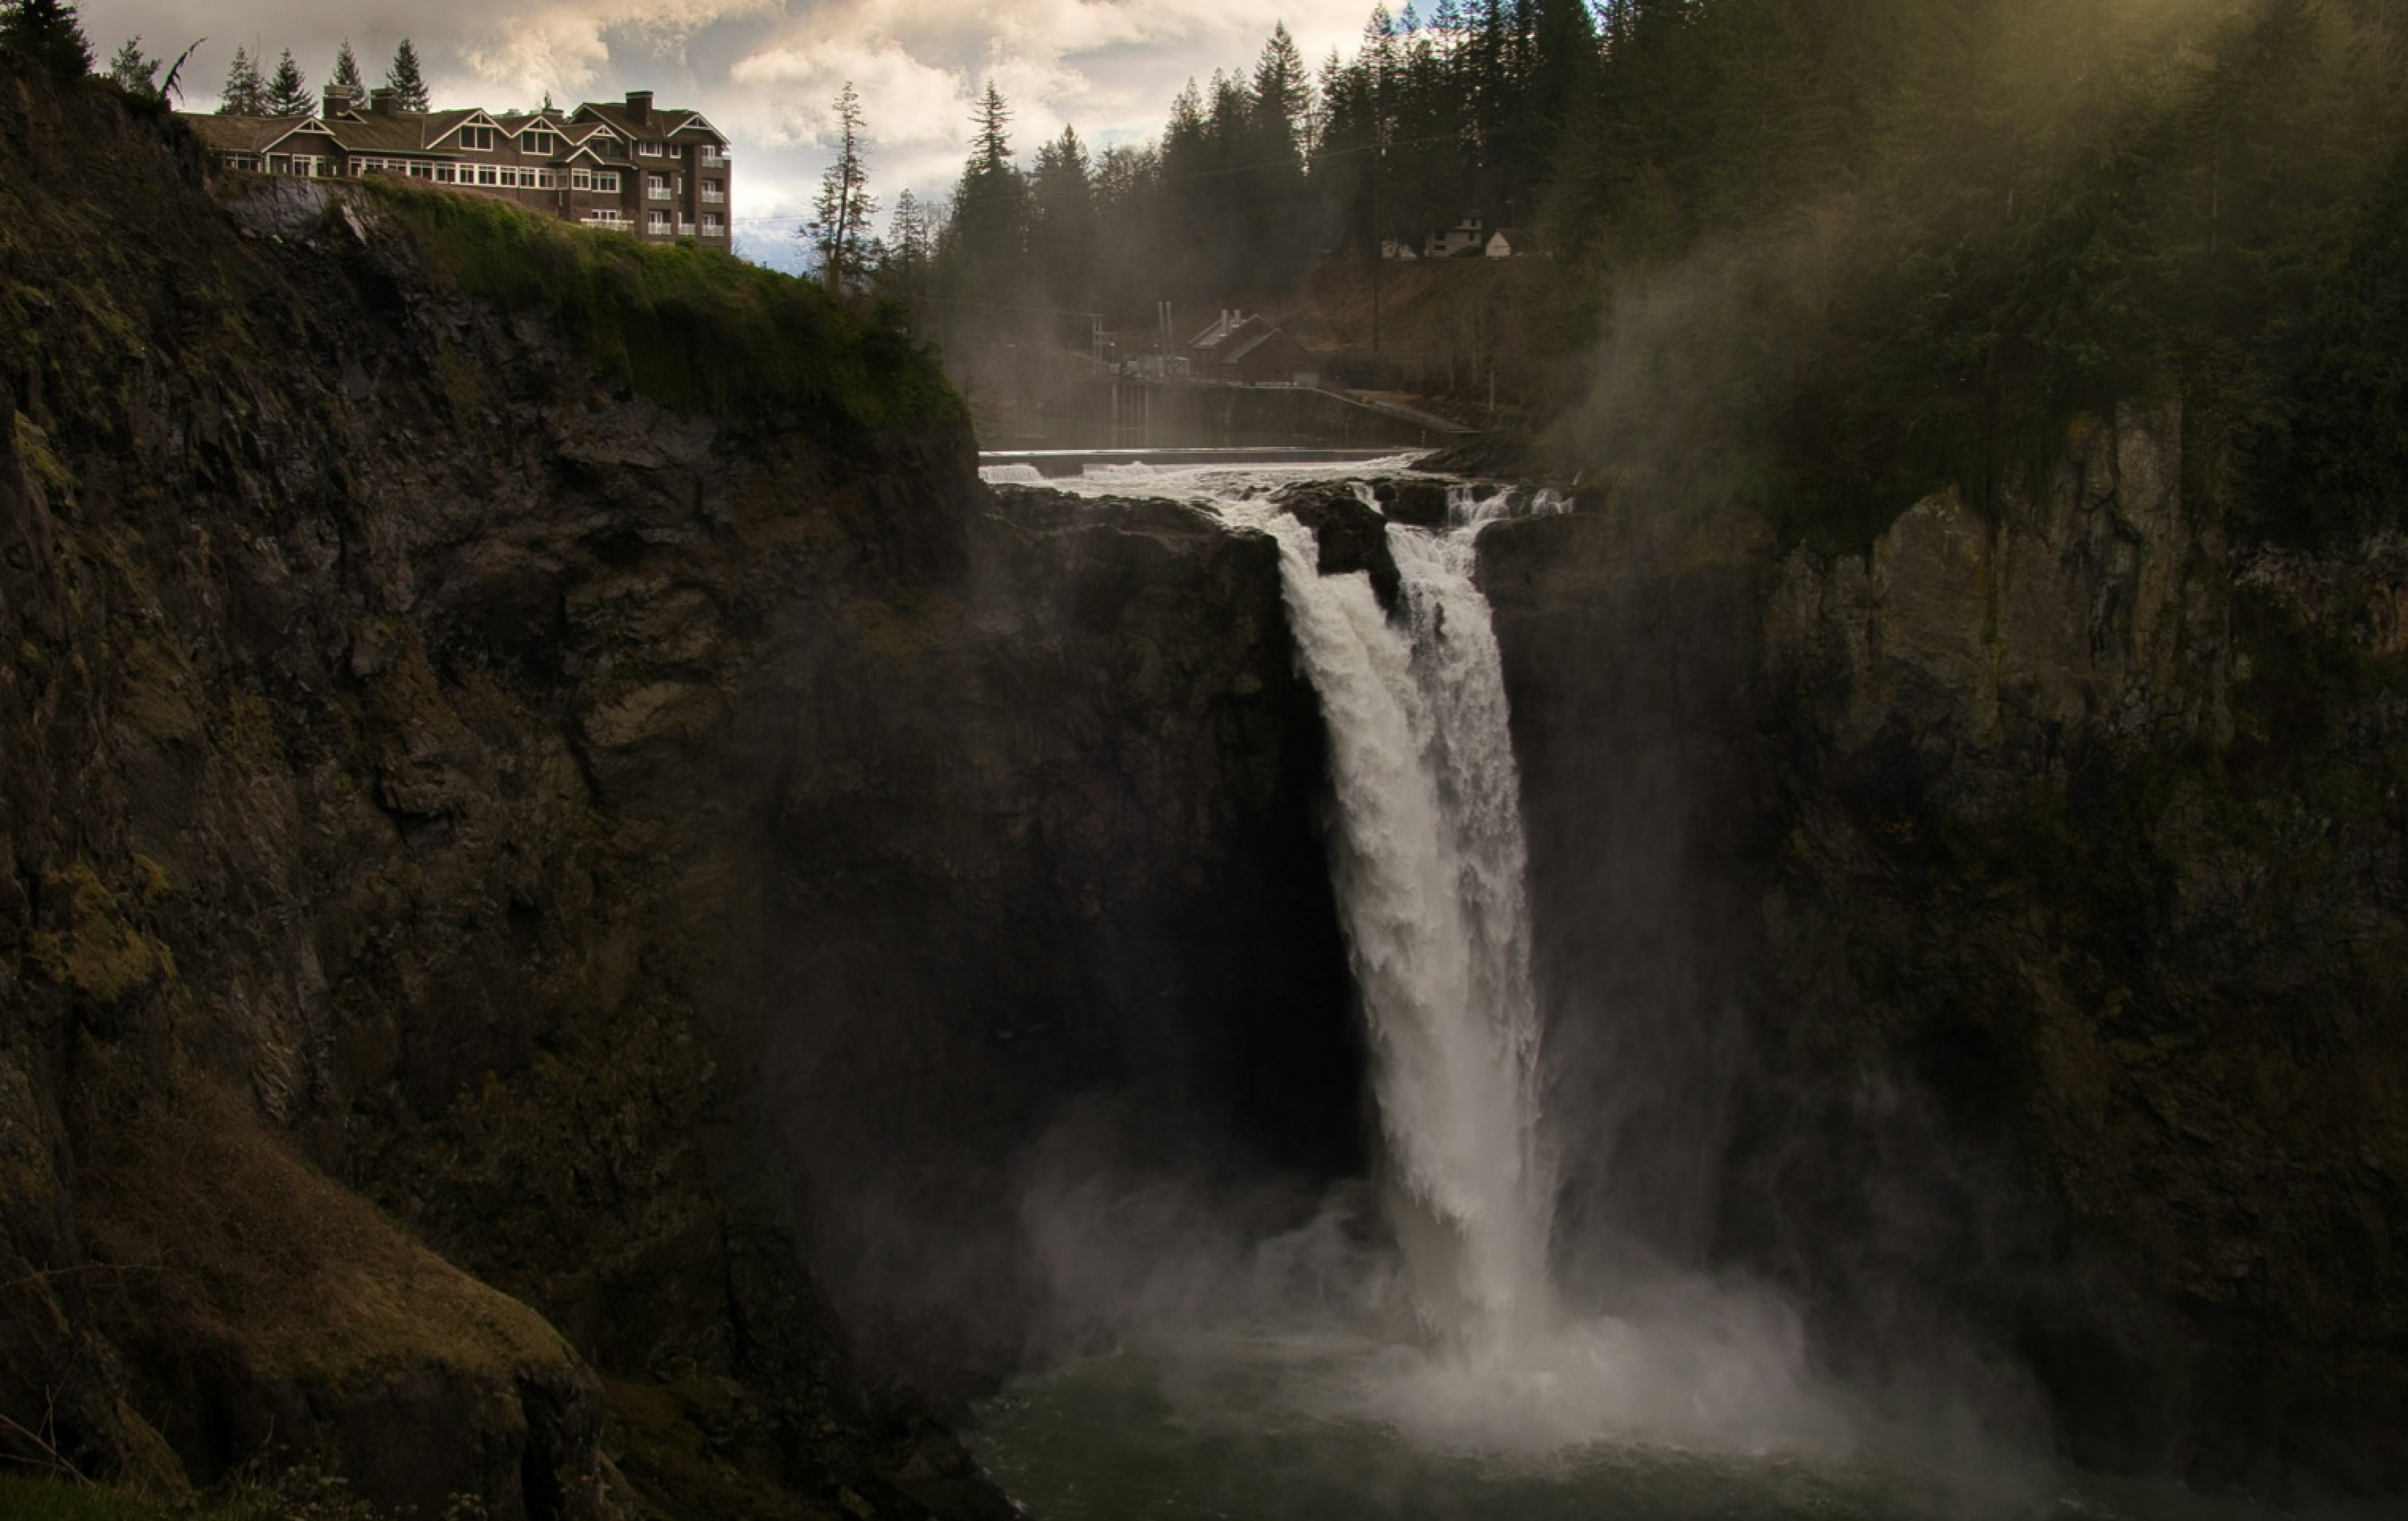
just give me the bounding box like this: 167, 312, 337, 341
1370, 144, 1382, 354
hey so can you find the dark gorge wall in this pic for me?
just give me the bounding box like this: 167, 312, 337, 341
0, 68, 1357, 1517
1480, 408, 2408, 1500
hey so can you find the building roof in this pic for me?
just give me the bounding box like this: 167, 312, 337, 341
1190, 311, 1271, 351
421, 109, 502, 150
322, 113, 436, 155
183, 113, 317, 154
1221, 328, 1285, 365
181, 91, 719, 166
570, 100, 725, 144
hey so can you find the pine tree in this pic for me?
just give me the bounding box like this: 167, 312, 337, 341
264, 46, 308, 115
106, 34, 159, 96
967, 79, 1014, 181
805, 81, 878, 294
1251, 22, 1310, 163
0, 0, 95, 80
386, 36, 428, 111
942, 80, 1029, 334
875, 188, 936, 311
217, 42, 266, 114
330, 37, 361, 92
1028, 125, 1094, 314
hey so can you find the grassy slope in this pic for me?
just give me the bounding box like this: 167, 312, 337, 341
365, 178, 964, 433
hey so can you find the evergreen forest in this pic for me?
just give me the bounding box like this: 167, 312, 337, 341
879, 0, 2408, 547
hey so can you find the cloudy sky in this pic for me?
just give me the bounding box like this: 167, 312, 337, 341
84, 0, 1377, 269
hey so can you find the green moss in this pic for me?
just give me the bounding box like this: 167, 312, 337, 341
361, 181, 963, 434
0, 1466, 393, 1521
84, 1081, 577, 1387
27, 862, 172, 1002
116, 632, 200, 744
602, 1376, 829, 1521
14, 411, 74, 493
220, 692, 282, 769
0, 1476, 172, 1521
130, 854, 170, 903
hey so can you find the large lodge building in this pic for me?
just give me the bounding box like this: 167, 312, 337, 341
183, 86, 730, 244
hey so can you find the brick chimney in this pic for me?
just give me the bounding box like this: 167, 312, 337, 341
322, 83, 363, 117
368, 87, 400, 116
626, 89, 653, 123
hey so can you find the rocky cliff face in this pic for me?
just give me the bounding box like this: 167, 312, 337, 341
0, 69, 1356, 1517
1481, 405, 2408, 1499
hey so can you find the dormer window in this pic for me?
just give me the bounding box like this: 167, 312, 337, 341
520, 130, 558, 154
458, 125, 495, 152
638, 140, 664, 157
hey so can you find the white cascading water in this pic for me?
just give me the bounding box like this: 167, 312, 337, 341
1445, 481, 1573, 528
1229, 496, 1554, 1342
1004, 461, 1854, 1461
973, 463, 2234, 1515
1222, 480, 1845, 1457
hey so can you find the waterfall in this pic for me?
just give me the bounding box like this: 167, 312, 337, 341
1239, 496, 1848, 1456
1444, 482, 1573, 529
1235, 502, 1553, 1342
1005, 463, 1849, 1458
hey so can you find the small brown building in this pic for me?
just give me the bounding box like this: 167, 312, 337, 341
1188, 310, 1321, 387
181, 87, 732, 245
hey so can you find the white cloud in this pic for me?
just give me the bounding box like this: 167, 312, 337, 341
82, 0, 1378, 262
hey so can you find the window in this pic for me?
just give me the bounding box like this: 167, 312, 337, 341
701, 180, 724, 203
647, 174, 670, 200
570, 168, 591, 191
701, 213, 723, 236
595, 137, 623, 159
435, 164, 456, 183
519, 130, 558, 154
638, 140, 663, 156
595, 171, 619, 193
457, 125, 495, 152
697, 144, 723, 163
647, 210, 669, 233
476, 166, 497, 186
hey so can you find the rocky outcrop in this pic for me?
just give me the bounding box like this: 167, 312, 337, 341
1275, 481, 1402, 613
1480, 404, 2408, 1500
0, 66, 1357, 1516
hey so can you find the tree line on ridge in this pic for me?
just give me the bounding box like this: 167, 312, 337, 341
807, 0, 2408, 545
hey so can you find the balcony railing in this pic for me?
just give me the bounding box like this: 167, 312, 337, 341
701, 189, 725, 204
701, 223, 727, 238
647, 186, 672, 200
676, 221, 696, 237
